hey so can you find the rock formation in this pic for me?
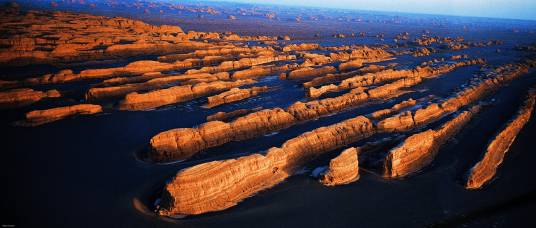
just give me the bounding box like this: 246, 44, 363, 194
383, 105, 481, 178
204, 86, 270, 108
206, 107, 262, 122
0, 88, 60, 109
319, 147, 360, 186
119, 79, 255, 111
286, 66, 337, 80
19, 104, 102, 126
158, 115, 374, 215
465, 89, 536, 189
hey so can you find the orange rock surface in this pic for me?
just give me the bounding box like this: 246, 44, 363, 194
0, 88, 60, 109
119, 79, 255, 111
383, 105, 481, 178
20, 104, 102, 126
204, 86, 269, 108
319, 147, 360, 186
158, 116, 374, 216
466, 89, 536, 189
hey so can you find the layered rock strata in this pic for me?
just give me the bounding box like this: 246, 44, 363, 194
383, 105, 481, 178
85, 72, 230, 100
308, 59, 485, 98
319, 147, 360, 186
204, 86, 270, 108
465, 89, 536, 189
285, 66, 337, 80
119, 79, 255, 111
158, 116, 374, 216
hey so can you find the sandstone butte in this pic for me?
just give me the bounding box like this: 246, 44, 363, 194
319, 147, 360, 186
119, 79, 256, 111
20, 104, 103, 126
465, 88, 536, 189
383, 105, 481, 178
155, 63, 531, 216
148, 59, 486, 162
0, 88, 60, 109
85, 72, 230, 100
203, 86, 270, 108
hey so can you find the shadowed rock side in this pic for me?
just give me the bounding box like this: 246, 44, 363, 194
465, 88, 536, 189
17, 104, 103, 126
0, 88, 60, 109
119, 79, 255, 111
158, 116, 374, 216
383, 105, 481, 178
204, 86, 270, 108
319, 147, 360, 186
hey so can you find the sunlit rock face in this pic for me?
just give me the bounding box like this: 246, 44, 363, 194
19, 104, 103, 126
466, 89, 536, 189
319, 147, 360, 186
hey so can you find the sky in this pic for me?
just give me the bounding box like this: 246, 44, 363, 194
214, 0, 536, 21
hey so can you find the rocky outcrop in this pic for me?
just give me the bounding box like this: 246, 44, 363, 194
204, 86, 270, 108
19, 104, 102, 126
319, 147, 360, 186
309, 59, 485, 98
157, 116, 374, 216
85, 72, 230, 100
465, 89, 536, 189
231, 64, 298, 79
185, 55, 295, 75
383, 105, 481, 178
119, 79, 255, 111
303, 65, 386, 88
206, 108, 262, 122
286, 66, 337, 80
370, 98, 417, 119
0, 9, 189, 66
283, 43, 320, 52
0, 88, 60, 109
150, 108, 296, 161
339, 59, 363, 72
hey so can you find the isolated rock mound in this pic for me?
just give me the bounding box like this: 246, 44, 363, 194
319, 147, 360, 186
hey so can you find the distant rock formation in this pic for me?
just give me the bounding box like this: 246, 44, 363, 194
465, 88, 536, 189
18, 104, 102, 126
0, 88, 60, 109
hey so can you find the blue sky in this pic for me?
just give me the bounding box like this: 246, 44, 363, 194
214, 0, 536, 21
